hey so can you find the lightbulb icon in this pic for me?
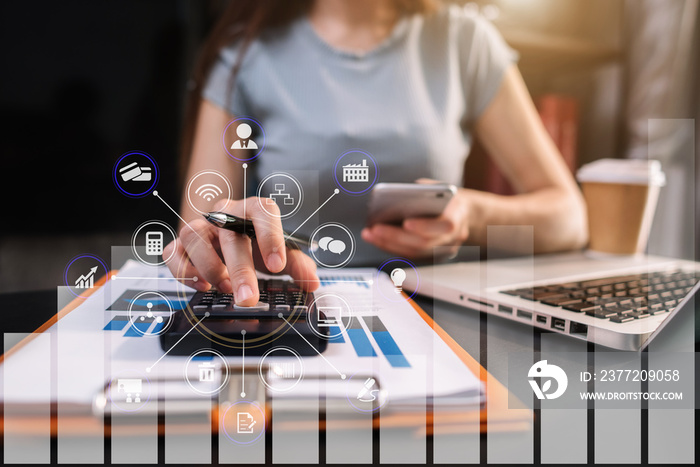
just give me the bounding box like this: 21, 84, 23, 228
390, 268, 406, 294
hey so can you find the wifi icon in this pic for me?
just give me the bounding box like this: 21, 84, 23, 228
195, 183, 223, 202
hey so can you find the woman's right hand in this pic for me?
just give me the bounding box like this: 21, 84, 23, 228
163, 197, 320, 306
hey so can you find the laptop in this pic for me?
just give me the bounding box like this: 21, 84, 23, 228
403, 252, 699, 351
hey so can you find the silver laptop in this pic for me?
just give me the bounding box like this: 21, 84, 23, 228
403, 252, 699, 351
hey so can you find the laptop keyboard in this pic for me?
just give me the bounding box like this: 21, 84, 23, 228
503, 269, 698, 323
189, 279, 310, 319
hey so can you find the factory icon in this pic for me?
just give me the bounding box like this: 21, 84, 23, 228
342, 160, 369, 183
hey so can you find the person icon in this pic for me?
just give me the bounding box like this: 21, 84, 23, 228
231, 123, 258, 149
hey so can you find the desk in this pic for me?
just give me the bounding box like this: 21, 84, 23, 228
1, 287, 695, 464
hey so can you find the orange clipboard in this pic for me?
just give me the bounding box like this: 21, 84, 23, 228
0, 271, 531, 437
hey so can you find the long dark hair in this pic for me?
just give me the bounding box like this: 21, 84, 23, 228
180, 0, 438, 181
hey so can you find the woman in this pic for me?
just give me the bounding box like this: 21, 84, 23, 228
164, 0, 588, 307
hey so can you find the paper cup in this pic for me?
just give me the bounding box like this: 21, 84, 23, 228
577, 159, 665, 256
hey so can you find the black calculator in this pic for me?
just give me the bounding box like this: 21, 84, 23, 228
160, 279, 329, 356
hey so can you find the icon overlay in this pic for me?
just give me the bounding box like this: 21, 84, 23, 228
113, 151, 159, 198
186, 170, 232, 215
333, 149, 379, 195
63, 254, 109, 299
222, 117, 266, 162
309, 223, 356, 269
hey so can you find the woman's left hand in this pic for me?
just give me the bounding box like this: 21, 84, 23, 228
361, 181, 471, 258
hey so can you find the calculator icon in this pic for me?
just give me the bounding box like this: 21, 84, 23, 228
145, 231, 164, 256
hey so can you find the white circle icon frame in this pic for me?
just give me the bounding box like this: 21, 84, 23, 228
131, 220, 177, 267
126, 291, 174, 337
256, 173, 303, 219
186, 170, 233, 216
184, 349, 231, 396
307, 293, 353, 340
258, 347, 304, 393
309, 223, 356, 269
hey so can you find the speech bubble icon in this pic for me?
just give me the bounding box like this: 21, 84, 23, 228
328, 239, 346, 255
319, 236, 333, 251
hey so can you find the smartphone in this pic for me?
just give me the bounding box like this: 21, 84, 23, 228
366, 182, 457, 226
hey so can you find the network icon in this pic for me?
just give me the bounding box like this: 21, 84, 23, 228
256, 173, 303, 219
267, 184, 295, 206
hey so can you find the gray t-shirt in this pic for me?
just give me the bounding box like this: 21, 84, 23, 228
203, 5, 516, 266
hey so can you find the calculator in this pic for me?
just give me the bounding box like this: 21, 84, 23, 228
160, 278, 329, 356
145, 231, 164, 256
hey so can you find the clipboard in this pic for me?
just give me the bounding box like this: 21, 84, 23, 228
0, 270, 531, 437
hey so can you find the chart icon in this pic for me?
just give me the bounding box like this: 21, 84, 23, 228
75, 266, 97, 289
64, 254, 109, 299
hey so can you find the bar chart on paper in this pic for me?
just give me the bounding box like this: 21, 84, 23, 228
318, 272, 411, 368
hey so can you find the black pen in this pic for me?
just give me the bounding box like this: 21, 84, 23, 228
204, 211, 315, 250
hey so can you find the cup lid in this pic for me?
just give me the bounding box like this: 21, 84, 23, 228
576, 158, 666, 186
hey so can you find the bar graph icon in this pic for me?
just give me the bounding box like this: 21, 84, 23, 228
75, 266, 97, 289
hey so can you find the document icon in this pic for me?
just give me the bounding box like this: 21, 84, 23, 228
237, 412, 256, 434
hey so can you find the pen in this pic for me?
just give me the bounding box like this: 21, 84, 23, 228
204, 211, 315, 250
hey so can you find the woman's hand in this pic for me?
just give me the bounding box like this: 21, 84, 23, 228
163, 197, 320, 306
361, 182, 471, 258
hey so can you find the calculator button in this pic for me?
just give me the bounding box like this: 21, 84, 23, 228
192, 304, 210, 311
233, 301, 270, 312
273, 304, 290, 311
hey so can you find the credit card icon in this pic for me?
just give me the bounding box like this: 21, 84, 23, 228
120, 162, 152, 182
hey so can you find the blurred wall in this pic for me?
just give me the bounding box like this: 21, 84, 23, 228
0, 0, 218, 236
623, 0, 698, 260
0, 0, 217, 292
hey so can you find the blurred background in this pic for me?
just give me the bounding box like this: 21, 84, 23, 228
1, 0, 698, 293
